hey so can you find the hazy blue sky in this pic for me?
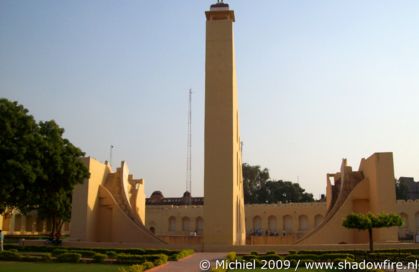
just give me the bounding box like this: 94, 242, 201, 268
1, 1, 418, 199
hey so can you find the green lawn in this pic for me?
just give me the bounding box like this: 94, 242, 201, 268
0, 262, 126, 272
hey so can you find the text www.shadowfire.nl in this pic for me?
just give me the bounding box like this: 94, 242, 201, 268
199, 259, 419, 271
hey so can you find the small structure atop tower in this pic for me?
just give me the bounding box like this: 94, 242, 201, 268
207, 1, 235, 21
211, 0, 229, 9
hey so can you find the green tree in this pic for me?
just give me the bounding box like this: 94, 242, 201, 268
242, 163, 314, 204
0, 99, 89, 238
342, 213, 402, 252
35, 121, 89, 238
265, 180, 314, 203
0, 99, 43, 213
395, 179, 409, 200
242, 163, 270, 203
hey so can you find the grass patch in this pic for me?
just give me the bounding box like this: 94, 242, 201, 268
0, 262, 126, 272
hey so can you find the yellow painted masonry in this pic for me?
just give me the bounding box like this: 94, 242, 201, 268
3, 199, 418, 244
298, 153, 398, 244
2, 154, 419, 247
144, 200, 419, 245
204, 3, 246, 246
69, 157, 164, 244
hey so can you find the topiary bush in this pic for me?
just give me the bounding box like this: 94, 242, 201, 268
169, 249, 194, 261
226, 252, 236, 262
0, 250, 21, 261
260, 254, 283, 261
56, 253, 81, 263
116, 253, 168, 265
142, 261, 154, 270
70, 250, 96, 258
117, 265, 145, 272
52, 248, 68, 256
92, 253, 107, 263
107, 250, 118, 258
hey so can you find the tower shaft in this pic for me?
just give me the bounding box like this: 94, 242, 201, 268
203, 3, 246, 246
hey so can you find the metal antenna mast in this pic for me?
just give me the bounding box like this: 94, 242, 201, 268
186, 89, 192, 194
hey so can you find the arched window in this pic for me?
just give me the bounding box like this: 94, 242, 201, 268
283, 215, 293, 233
25, 215, 33, 232
2, 214, 11, 231
314, 214, 323, 228
253, 216, 262, 233
14, 214, 22, 232
298, 215, 309, 231
168, 216, 176, 232
195, 217, 204, 234
400, 213, 409, 228
268, 216, 277, 233
149, 227, 156, 234
182, 217, 191, 232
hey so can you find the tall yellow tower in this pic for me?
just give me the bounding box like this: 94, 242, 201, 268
203, 1, 246, 247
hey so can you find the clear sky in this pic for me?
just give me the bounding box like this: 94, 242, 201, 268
1, 0, 419, 199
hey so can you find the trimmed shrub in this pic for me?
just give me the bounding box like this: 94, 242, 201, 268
286, 254, 318, 261
93, 253, 107, 263
153, 258, 166, 266
266, 251, 276, 255
169, 249, 194, 261
333, 257, 354, 263
129, 265, 145, 272
116, 253, 168, 265
226, 252, 236, 262
107, 250, 118, 258
25, 252, 52, 262
142, 261, 154, 270
286, 253, 354, 261
4, 245, 185, 259
364, 252, 411, 262
70, 250, 96, 258
56, 253, 81, 263
52, 248, 68, 256
260, 254, 283, 261
117, 264, 148, 272
406, 255, 418, 262
320, 253, 355, 261
0, 250, 21, 261
242, 254, 258, 261
20, 255, 47, 262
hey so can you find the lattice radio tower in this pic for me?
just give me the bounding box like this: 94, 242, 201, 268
186, 89, 192, 194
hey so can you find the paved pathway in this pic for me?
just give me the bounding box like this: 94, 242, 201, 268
153, 252, 227, 272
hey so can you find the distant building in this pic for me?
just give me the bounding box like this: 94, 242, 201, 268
146, 191, 203, 206
399, 177, 419, 200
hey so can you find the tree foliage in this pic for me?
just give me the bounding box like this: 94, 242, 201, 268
0, 99, 89, 237
0, 99, 43, 213
343, 213, 402, 252
242, 163, 314, 204
35, 120, 89, 237
395, 179, 409, 200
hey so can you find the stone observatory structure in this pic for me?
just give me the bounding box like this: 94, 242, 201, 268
298, 152, 399, 244
70, 157, 165, 245
203, 1, 247, 247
